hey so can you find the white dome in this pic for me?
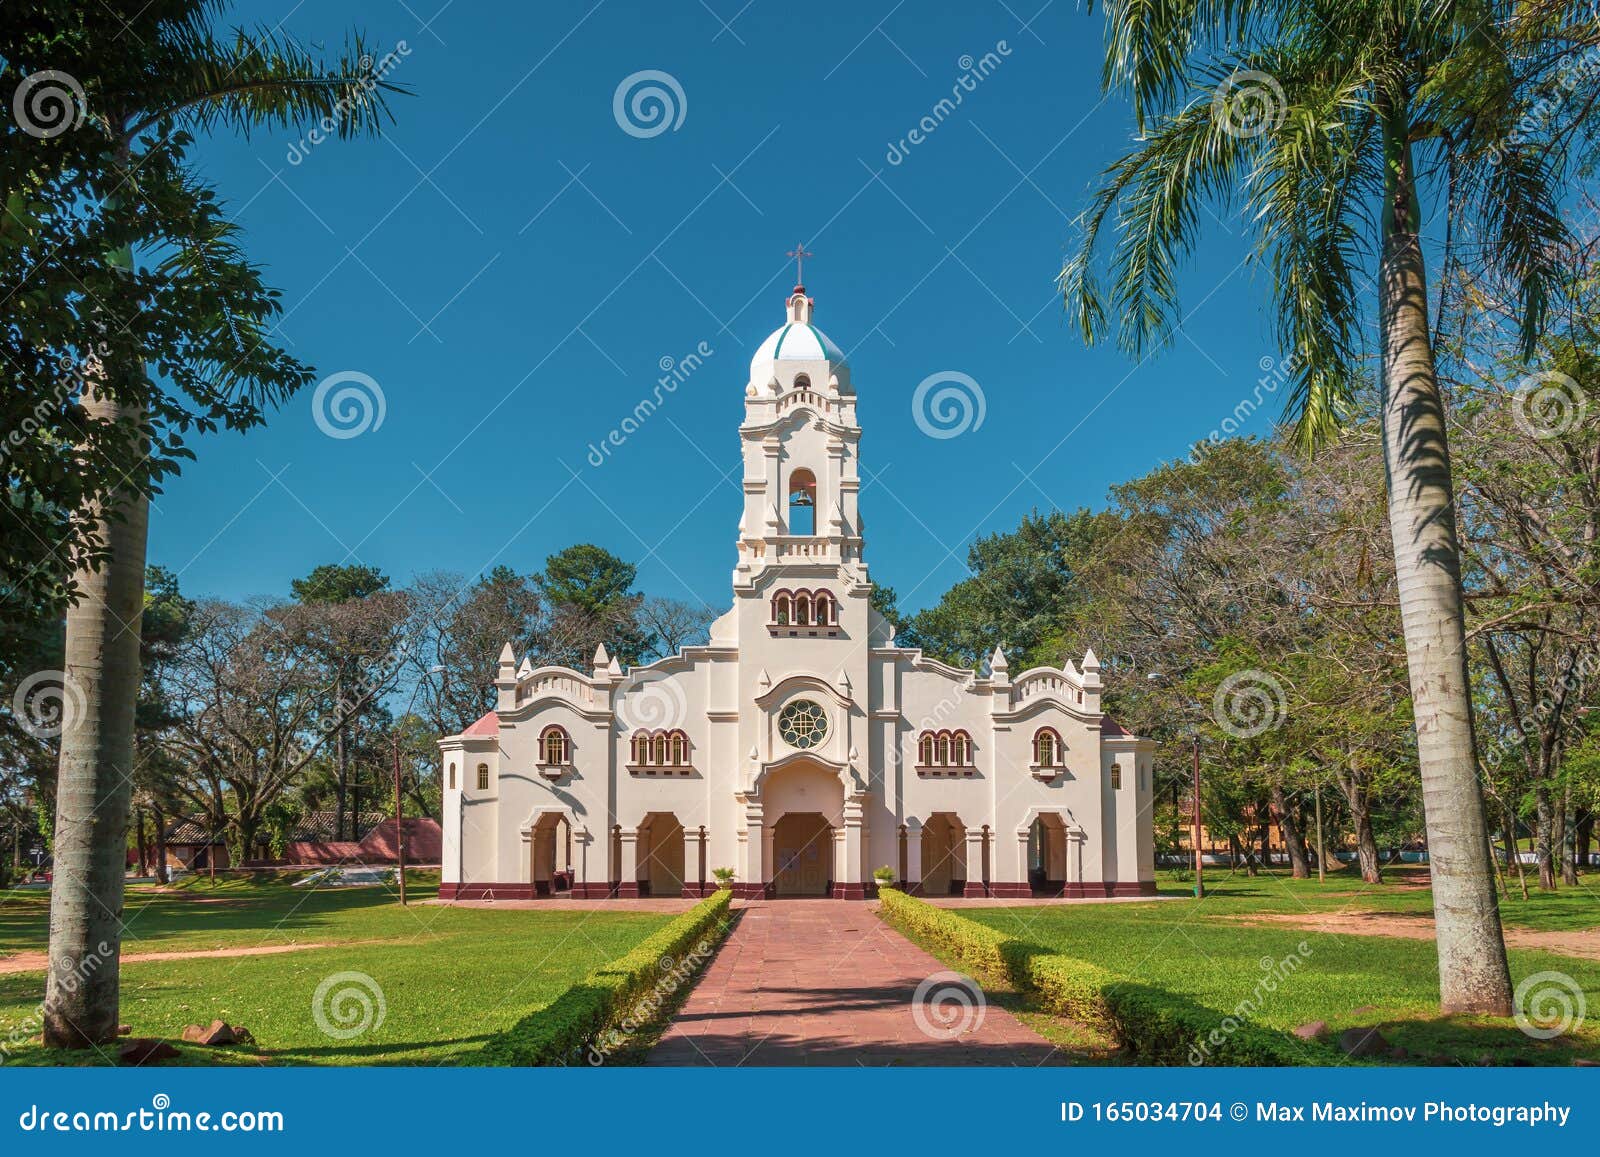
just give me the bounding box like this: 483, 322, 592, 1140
747, 288, 851, 393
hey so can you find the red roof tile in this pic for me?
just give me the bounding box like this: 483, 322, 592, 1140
1100, 716, 1133, 737
461, 711, 498, 737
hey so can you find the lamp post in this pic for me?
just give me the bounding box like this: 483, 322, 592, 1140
392, 665, 445, 906
1190, 733, 1204, 899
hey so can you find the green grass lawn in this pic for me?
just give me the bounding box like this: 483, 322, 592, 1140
1155, 862, 1600, 931
0, 874, 674, 1065
957, 867, 1600, 1064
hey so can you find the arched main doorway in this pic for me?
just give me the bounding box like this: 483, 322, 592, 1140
772, 812, 832, 895
762, 757, 845, 897
921, 813, 967, 896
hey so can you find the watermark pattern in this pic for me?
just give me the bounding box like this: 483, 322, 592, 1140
16, 1094, 284, 1132
885, 42, 1013, 165
912, 371, 986, 439
1513, 970, 1586, 1040
1511, 370, 1588, 440
311, 370, 386, 439
1490, 45, 1600, 164
11, 669, 86, 740
1210, 70, 1287, 139
1211, 669, 1288, 738
1191, 354, 1295, 461
586, 340, 713, 466
613, 70, 687, 139
2, 348, 105, 465
616, 669, 690, 732
12, 70, 87, 138
910, 970, 986, 1040
1187, 942, 1313, 1064
2, 940, 114, 1064
586, 929, 724, 1064
1483, 650, 1598, 770
311, 971, 386, 1040
287, 44, 412, 165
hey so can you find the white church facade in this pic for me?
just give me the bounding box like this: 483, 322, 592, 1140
438, 285, 1156, 901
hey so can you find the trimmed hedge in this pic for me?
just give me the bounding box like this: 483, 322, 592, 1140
480, 888, 734, 1066
878, 887, 1321, 1066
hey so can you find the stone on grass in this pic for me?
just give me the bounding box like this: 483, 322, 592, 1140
118, 1039, 180, 1065
180, 1019, 235, 1046
116, 1024, 131, 1036
1292, 1020, 1328, 1042
1337, 1026, 1390, 1058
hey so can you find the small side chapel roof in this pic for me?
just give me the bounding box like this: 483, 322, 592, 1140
1100, 716, 1132, 737
461, 711, 499, 737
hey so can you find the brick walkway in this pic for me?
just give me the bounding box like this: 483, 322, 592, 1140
647, 899, 1063, 1066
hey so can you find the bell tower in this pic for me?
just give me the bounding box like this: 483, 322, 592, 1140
733, 283, 864, 589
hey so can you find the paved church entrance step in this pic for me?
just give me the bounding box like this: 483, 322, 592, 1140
647, 899, 1064, 1066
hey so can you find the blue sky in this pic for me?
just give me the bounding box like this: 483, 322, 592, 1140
155, 0, 1278, 615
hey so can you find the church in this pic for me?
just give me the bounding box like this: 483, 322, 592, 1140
438, 284, 1155, 901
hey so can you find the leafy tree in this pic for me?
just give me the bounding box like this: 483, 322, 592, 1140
407, 567, 545, 734
290, 563, 402, 838
538, 544, 650, 666
899, 510, 1108, 670
4, 1, 404, 1050
1057, 0, 1596, 1014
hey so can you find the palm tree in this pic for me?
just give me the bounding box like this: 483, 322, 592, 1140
37, 5, 401, 1050
1062, 2, 1588, 1014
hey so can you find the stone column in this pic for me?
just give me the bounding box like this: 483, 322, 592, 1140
761, 826, 776, 899
1014, 827, 1031, 899
963, 828, 988, 898
617, 827, 640, 898
682, 826, 703, 897
832, 828, 847, 897
903, 819, 923, 896
741, 800, 764, 899
841, 796, 866, 899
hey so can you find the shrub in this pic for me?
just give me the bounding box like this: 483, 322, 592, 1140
480, 888, 734, 1066
711, 867, 735, 889
878, 888, 1318, 1066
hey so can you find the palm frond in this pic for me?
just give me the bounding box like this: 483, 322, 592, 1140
1093, 0, 1269, 129
1060, 85, 1258, 356
1248, 69, 1381, 449
129, 24, 406, 142
1463, 137, 1571, 357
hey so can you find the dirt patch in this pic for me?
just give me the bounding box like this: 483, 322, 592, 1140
0, 941, 339, 975
1234, 911, 1600, 961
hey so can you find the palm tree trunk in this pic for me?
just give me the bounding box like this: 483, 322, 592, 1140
1378, 105, 1512, 1014
42, 387, 149, 1049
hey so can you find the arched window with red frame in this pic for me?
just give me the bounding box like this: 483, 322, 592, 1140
1033, 728, 1062, 768
795, 592, 811, 626
952, 731, 972, 767
814, 592, 833, 626
773, 591, 792, 625
934, 731, 951, 767
670, 731, 689, 766
918, 733, 935, 766
540, 726, 570, 765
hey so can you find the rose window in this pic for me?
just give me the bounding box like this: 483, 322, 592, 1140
778, 700, 829, 750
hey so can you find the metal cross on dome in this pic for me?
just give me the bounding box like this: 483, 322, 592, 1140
787, 242, 813, 287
